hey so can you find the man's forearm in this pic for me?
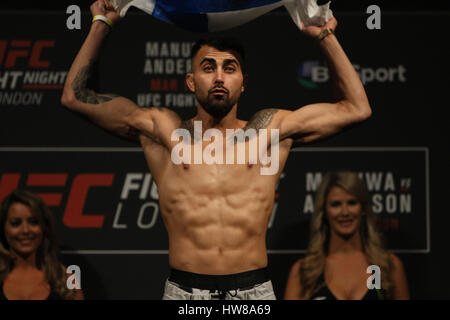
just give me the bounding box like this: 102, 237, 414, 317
319, 34, 370, 114
62, 22, 111, 104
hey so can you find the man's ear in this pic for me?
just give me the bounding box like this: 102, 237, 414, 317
186, 73, 195, 92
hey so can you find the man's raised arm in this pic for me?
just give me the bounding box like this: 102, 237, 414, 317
276, 17, 372, 144
61, 0, 155, 142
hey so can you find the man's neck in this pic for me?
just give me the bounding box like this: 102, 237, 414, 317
194, 104, 242, 131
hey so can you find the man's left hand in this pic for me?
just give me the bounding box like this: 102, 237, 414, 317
301, 16, 337, 38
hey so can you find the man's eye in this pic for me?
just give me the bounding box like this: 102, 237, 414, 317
225, 67, 235, 72
204, 66, 213, 71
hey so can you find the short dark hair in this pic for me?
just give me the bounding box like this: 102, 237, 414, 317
191, 37, 247, 75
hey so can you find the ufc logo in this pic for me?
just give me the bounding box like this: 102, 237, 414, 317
0, 40, 55, 68
0, 173, 114, 228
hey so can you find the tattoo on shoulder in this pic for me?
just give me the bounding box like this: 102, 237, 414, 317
181, 119, 194, 137
244, 108, 279, 130
72, 59, 120, 104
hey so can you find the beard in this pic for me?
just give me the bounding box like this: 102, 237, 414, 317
196, 90, 238, 119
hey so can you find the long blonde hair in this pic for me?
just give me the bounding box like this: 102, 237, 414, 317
300, 171, 393, 299
0, 190, 75, 300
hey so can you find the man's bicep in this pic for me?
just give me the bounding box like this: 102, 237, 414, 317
65, 94, 143, 141
131, 106, 182, 145
279, 102, 360, 144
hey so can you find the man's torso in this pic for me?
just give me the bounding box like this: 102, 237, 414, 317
138, 110, 292, 274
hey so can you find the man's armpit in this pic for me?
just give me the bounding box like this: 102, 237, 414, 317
125, 125, 140, 140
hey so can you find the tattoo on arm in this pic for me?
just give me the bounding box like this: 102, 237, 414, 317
72, 59, 119, 104
244, 108, 278, 130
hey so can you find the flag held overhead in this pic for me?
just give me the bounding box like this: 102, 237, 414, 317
111, 0, 333, 32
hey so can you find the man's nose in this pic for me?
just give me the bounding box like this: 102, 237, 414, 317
214, 68, 224, 83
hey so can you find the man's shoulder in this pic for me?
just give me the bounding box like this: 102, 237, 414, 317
244, 108, 286, 130
142, 105, 178, 115
179, 118, 194, 133
244, 107, 298, 131
139, 106, 182, 123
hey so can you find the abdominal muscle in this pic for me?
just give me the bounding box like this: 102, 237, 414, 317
158, 163, 276, 275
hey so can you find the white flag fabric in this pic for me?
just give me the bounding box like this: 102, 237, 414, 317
110, 0, 333, 32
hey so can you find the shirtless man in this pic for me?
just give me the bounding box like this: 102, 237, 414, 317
61, 0, 371, 300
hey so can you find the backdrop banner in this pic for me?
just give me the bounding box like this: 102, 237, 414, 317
0, 10, 447, 299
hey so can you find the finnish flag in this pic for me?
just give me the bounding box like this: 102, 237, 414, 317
111, 0, 333, 32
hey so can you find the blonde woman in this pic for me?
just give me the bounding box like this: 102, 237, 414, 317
284, 171, 409, 300
0, 190, 84, 300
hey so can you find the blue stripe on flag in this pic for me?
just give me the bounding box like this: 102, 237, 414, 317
152, 5, 208, 32
154, 0, 282, 13
152, 4, 208, 32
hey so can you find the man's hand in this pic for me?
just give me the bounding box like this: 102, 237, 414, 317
301, 16, 338, 38
90, 0, 121, 25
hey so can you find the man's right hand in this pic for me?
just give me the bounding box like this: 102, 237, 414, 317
90, 0, 121, 25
